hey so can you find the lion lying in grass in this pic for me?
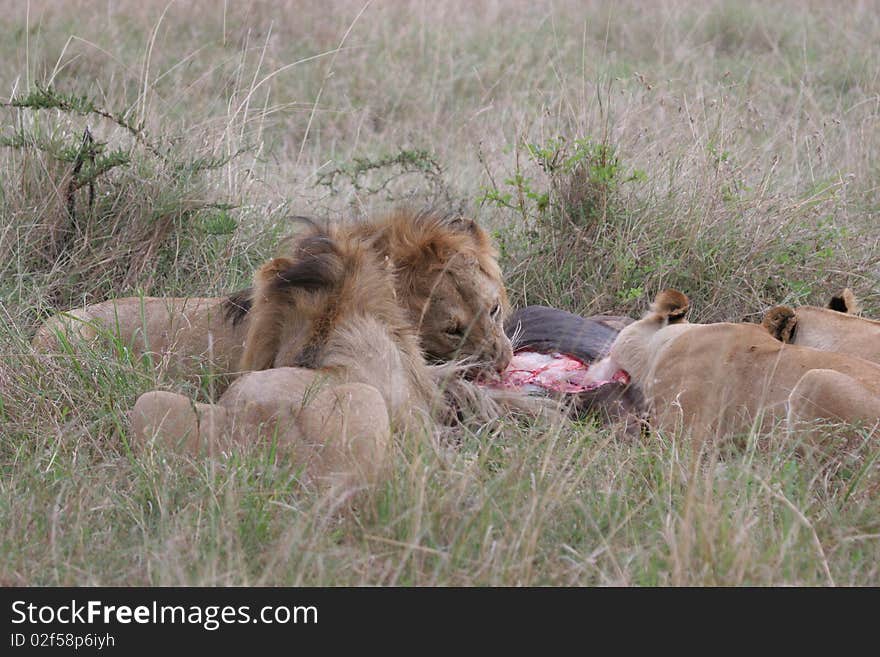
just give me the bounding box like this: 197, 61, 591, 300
133, 222, 449, 490
32, 208, 513, 384
762, 288, 880, 365
35, 209, 516, 490
586, 290, 880, 452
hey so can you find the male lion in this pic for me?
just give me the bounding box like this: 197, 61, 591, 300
133, 223, 444, 490
586, 290, 880, 451
762, 288, 880, 365
32, 209, 513, 383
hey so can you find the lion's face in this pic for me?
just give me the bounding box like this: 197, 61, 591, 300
376, 211, 513, 374
414, 252, 513, 373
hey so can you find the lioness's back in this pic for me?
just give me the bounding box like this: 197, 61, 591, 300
793, 307, 880, 363
652, 322, 880, 431
32, 296, 247, 377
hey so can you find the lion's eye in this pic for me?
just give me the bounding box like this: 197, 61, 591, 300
490, 303, 501, 320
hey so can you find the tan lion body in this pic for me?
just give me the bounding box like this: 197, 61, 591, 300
32, 296, 246, 378
598, 291, 880, 448
79, 209, 513, 491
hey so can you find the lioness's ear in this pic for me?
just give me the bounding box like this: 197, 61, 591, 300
650, 289, 689, 324
762, 305, 797, 343
827, 288, 860, 315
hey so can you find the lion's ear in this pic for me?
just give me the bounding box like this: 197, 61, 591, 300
448, 215, 492, 249
447, 216, 479, 236
650, 289, 689, 325
827, 288, 860, 315
763, 305, 797, 343
259, 236, 343, 295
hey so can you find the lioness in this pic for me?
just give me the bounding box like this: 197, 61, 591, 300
133, 223, 443, 490
587, 290, 880, 449
763, 289, 880, 365
33, 209, 513, 382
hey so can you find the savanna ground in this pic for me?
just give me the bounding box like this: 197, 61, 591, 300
1, 0, 879, 585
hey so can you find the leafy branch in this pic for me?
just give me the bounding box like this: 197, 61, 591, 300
2, 84, 164, 160
316, 148, 447, 200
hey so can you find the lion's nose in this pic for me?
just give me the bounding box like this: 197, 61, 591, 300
495, 345, 512, 372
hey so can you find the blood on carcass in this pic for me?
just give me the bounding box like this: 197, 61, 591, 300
484, 350, 629, 394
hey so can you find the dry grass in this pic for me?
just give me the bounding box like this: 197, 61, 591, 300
1, 0, 879, 585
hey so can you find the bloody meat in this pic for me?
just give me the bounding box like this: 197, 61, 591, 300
486, 350, 629, 394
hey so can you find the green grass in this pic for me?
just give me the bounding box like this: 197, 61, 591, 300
1, 0, 879, 585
